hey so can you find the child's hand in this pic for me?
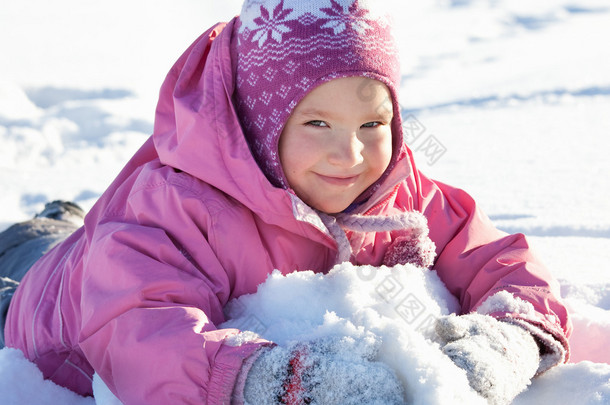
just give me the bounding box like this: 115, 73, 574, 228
242, 335, 404, 404
435, 313, 540, 405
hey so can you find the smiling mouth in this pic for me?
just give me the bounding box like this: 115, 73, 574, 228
316, 173, 359, 186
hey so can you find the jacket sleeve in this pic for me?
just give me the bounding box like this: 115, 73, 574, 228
78, 173, 268, 404
407, 168, 572, 365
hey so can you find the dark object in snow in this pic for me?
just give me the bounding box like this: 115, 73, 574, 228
0, 201, 83, 347
35, 200, 85, 225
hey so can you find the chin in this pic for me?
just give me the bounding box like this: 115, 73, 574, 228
313, 201, 350, 215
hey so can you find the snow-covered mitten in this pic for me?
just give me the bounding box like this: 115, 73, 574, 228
242, 335, 404, 405
435, 313, 540, 405
382, 212, 436, 268
383, 233, 436, 268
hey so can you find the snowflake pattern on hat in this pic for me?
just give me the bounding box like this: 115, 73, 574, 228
320, 0, 374, 35
234, 0, 402, 192
250, 1, 293, 47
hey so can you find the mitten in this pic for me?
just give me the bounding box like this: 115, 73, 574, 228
435, 314, 540, 405
242, 336, 404, 405
383, 233, 436, 268
383, 212, 436, 268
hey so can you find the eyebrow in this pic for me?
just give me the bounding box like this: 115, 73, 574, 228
296, 107, 393, 121
295, 108, 333, 119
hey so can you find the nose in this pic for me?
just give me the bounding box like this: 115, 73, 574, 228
327, 131, 364, 167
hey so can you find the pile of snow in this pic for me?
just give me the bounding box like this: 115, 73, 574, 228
1, 0, 609, 403
222, 263, 479, 404
220, 264, 610, 404
1, 263, 609, 404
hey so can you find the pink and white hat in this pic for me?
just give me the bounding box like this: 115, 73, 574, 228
233, 0, 403, 193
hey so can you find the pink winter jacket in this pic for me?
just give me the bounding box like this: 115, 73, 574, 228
6, 19, 571, 404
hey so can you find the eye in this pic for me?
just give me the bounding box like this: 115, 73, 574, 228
361, 121, 382, 128
306, 120, 329, 127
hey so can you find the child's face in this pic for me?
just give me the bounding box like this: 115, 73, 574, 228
279, 77, 393, 214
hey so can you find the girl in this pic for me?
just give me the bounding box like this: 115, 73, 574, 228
1, 1, 571, 404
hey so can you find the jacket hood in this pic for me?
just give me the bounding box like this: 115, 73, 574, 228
152, 20, 293, 223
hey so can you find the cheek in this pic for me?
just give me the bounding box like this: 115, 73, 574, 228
366, 132, 393, 173
280, 129, 317, 176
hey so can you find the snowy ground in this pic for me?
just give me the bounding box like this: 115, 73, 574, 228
0, 0, 609, 403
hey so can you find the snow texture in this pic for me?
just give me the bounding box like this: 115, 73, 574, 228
476, 291, 538, 319
221, 264, 610, 405
222, 264, 479, 404
0, 0, 609, 403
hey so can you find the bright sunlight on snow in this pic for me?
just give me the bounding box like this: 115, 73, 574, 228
0, 0, 609, 404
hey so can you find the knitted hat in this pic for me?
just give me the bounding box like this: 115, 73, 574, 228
233, 0, 403, 192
